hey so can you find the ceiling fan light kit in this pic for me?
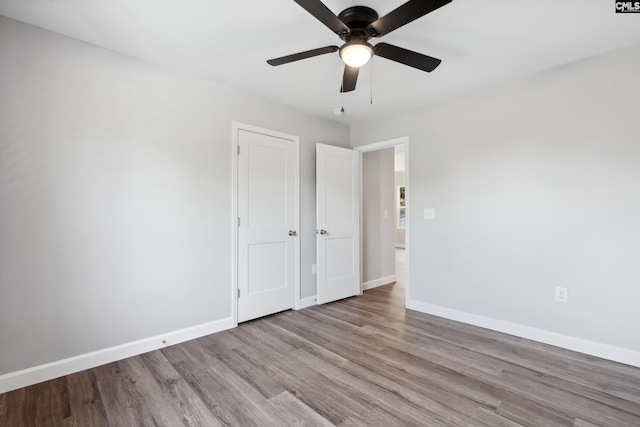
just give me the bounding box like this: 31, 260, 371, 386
339, 41, 373, 68
267, 0, 452, 93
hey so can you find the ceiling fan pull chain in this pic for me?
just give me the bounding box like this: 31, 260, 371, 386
370, 58, 374, 105
341, 62, 345, 113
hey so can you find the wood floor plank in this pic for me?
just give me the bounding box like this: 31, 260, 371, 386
139, 351, 222, 426
65, 369, 110, 427
29, 377, 71, 427
573, 419, 601, 427
118, 355, 191, 426
197, 332, 286, 400
2, 252, 640, 426
170, 359, 255, 426
91, 361, 159, 427
268, 391, 334, 427
337, 407, 425, 427
202, 347, 293, 426
2, 387, 36, 427
0, 392, 6, 423
199, 329, 245, 350
496, 393, 576, 427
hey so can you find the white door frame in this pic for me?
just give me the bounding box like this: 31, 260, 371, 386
353, 136, 410, 306
230, 122, 301, 326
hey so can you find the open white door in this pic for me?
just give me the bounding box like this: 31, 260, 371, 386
237, 126, 298, 322
316, 143, 360, 304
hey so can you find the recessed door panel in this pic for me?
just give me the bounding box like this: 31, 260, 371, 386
325, 237, 355, 280
247, 242, 287, 295
324, 154, 355, 225
247, 143, 288, 228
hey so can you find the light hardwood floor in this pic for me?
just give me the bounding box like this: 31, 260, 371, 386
2, 251, 639, 426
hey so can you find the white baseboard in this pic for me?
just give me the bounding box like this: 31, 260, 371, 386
363, 275, 396, 290
297, 296, 317, 309
407, 300, 640, 368
0, 317, 235, 394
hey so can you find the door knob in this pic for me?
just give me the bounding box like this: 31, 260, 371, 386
288, 230, 297, 236
319, 229, 327, 235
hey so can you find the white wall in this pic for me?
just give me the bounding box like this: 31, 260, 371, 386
351, 44, 640, 362
0, 17, 349, 378
362, 148, 395, 286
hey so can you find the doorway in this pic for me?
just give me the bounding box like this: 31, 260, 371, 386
355, 137, 410, 305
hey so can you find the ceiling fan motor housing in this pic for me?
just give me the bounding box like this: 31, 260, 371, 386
337, 6, 379, 42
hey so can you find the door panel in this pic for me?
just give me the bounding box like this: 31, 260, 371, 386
325, 237, 355, 279
316, 144, 360, 305
248, 242, 287, 294
238, 128, 297, 322
325, 154, 355, 225
247, 143, 289, 227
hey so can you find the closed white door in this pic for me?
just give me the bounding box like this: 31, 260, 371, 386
237, 126, 298, 322
316, 143, 360, 304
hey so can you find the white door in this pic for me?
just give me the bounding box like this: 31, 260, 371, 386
316, 143, 361, 304
237, 126, 298, 322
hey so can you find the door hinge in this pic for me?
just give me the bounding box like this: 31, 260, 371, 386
237, 217, 240, 227
237, 289, 240, 298
237, 145, 240, 155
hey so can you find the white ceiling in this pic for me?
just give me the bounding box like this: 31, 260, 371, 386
1, 0, 639, 124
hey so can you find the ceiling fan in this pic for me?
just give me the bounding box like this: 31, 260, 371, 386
267, 0, 452, 93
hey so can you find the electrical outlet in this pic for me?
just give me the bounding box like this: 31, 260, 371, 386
555, 286, 568, 303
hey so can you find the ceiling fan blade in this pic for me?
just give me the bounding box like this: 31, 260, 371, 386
293, 0, 350, 34
340, 65, 359, 93
368, 0, 452, 37
267, 46, 339, 66
374, 43, 441, 72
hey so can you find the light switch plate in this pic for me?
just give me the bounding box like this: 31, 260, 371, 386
424, 208, 435, 220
